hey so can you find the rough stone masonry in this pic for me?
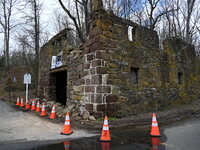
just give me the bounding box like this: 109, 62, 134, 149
38, 0, 200, 118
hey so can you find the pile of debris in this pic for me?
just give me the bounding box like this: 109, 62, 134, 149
44, 99, 96, 124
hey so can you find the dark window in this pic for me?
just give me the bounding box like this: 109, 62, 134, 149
178, 72, 183, 84
131, 67, 139, 84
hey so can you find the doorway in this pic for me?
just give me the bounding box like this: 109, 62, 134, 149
51, 70, 67, 105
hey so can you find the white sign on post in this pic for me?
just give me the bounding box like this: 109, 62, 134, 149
24, 73, 31, 101
24, 73, 31, 84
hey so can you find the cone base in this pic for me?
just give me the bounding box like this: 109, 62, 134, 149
40, 114, 47, 117
100, 138, 111, 142
150, 134, 161, 137
60, 131, 73, 135
35, 109, 41, 112
49, 117, 56, 119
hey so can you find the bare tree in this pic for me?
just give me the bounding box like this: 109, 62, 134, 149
0, 0, 18, 69
19, 0, 43, 90
52, 10, 78, 46
58, 0, 92, 43
144, 0, 176, 30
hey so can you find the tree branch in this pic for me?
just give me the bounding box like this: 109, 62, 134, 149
58, 0, 85, 42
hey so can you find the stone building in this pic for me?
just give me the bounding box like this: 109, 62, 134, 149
38, 0, 200, 118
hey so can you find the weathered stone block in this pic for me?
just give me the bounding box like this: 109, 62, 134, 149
89, 43, 104, 53
91, 94, 103, 103
96, 104, 106, 111
85, 86, 95, 92
96, 67, 107, 74
86, 37, 96, 47
106, 94, 119, 102
85, 103, 93, 111
89, 27, 102, 38
91, 68, 96, 74
80, 71, 88, 77
91, 75, 102, 84
96, 51, 110, 60
103, 31, 115, 38
77, 64, 83, 71
72, 95, 82, 101
92, 60, 102, 67
83, 64, 90, 69
96, 86, 111, 93
107, 62, 118, 68
73, 86, 83, 92
106, 79, 114, 84
87, 54, 94, 62
85, 79, 91, 85
107, 103, 116, 111
75, 79, 85, 85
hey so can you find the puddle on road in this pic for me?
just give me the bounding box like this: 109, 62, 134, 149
29, 129, 166, 150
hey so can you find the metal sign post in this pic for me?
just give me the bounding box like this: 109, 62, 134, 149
24, 73, 31, 101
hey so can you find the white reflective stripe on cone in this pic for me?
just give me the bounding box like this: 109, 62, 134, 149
104, 119, 108, 125
65, 121, 70, 125
103, 126, 109, 130
152, 117, 157, 122
66, 115, 70, 120
52, 110, 56, 113
152, 122, 158, 126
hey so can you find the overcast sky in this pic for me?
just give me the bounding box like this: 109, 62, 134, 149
41, 0, 62, 35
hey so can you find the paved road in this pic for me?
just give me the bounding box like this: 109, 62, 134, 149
162, 118, 200, 150
0, 100, 96, 145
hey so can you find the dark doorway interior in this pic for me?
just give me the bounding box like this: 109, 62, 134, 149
55, 71, 67, 105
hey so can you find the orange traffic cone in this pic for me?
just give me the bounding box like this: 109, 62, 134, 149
31, 100, 36, 110
61, 112, 73, 135
16, 97, 20, 106
40, 103, 47, 116
35, 101, 41, 112
100, 116, 111, 142
151, 137, 160, 150
63, 141, 70, 150
20, 98, 25, 107
49, 105, 56, 119
101, 142, 110, 150
25, 99, 30, 109
150, 113, 161, 136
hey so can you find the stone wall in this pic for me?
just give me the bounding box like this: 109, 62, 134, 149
38, 29, 84, 105
160, 38, 200, 107
38, 9, 200, 118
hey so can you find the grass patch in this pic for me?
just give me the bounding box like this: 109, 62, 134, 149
96, 117, 117, 123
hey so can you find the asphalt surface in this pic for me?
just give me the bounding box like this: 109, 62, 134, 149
0, 100, 97, 146
162, 118, 200, 150
1, 100, 200, 150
